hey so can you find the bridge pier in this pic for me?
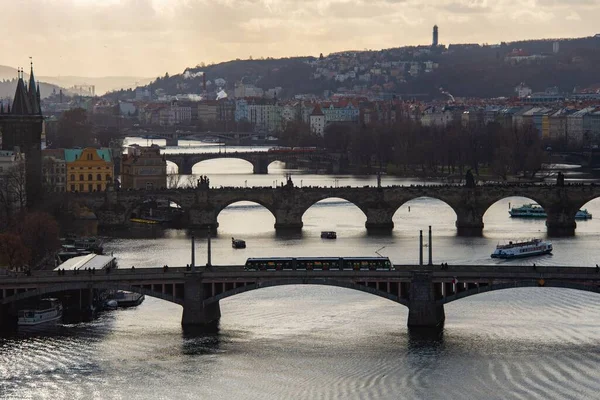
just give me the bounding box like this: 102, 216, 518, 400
189, 207, 219, 231
273, 210, 303, 232
182, 276, 221, 327
253, 159, 269, 174
407, 272, 445, 328
455, 210, 484, 236
95, 209, 129, 229
546, 210, 577, 236
0, 304, 16, 331
365, 208, 395, 234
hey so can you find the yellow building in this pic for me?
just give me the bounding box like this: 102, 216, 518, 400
65, 148, 114, 192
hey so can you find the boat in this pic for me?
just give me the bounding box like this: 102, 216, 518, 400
18, 298, 63, 327
491, 238, 553, 259
509, 204, 592, 220
110, 291, 145, 307
232, 238, 246, 249
321, 231, 337, 239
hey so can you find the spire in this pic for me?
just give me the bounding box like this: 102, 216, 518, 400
12, 67, 32, 115
28, 59, 40, 114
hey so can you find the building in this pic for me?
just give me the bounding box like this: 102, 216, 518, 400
198, 101, 218, 124
121, 145, 166, 190
553, 41, 560, 54
0, 147, 26, 214
42, 148, 66, 192
432, 25, 439, 47
65, 148, 114, 192
309, 105, 326, 136
0, 65, 43, 207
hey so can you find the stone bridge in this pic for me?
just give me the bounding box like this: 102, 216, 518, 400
70, 184, 600, 236
3, 265, 600, 329
165, 151, 338, 174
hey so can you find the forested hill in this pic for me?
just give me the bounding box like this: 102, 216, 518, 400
115, 35, 600, 100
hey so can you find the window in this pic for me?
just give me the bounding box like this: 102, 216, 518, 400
71, 184, 75, 191
97, 174, 101, 181
88, 184, 93, 192
70, 174, 75, 181
79, 174, 84, 181
79, 183, 84, 191
97, 184, 102, 191
106, 174, 111, 181
88, 174, 93, 181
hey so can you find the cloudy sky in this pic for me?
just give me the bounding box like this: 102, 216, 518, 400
1, 0, 598, 77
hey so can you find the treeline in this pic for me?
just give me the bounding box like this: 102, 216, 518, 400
279, 119, 544, 179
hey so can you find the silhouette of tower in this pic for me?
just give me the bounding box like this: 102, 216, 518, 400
433, 25, 439, 47
0, 62, 44, 207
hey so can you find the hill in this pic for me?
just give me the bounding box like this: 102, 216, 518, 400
121, 35, 600, 100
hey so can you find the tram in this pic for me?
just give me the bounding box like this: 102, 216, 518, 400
244, 257, 393, 271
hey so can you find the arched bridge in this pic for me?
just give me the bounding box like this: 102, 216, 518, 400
165, 151, 338, 174
70, 184, 600, 236
3, 265, 600, 329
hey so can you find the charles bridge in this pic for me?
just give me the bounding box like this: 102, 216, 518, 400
2, 265, 600, 329
70, 183, 600, 236
164, 150, 339, 174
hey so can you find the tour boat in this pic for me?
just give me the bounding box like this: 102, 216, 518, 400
509, 204, 592, 220
491, 239, 553, 259
232, 238, 246, 249
320, 231, 337, 239
18, 298, 63, 327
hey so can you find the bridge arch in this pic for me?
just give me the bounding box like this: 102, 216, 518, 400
392, 196, 458, 233
216, 200, 277, 233
190, 157, 256, 175
204, 279, 409, 307
1, 282, 184, 306
482, 195, 548, 236
439, 281, 600, 305
301, 197, 368, 232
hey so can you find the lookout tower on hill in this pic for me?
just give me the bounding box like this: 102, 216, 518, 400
432, 25, 439, 47
0, 63, 44, 207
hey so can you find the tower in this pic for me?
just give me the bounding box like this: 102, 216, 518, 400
0, 63, 44, 207
433, 25, 439, 47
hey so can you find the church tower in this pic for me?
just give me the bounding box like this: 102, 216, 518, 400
432, 25, 439, 47
0, 63, 44, 207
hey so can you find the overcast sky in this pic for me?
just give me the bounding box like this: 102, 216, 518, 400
1, 0, 598, 77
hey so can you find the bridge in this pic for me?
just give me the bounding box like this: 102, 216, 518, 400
70, 183, 600, 236
165, 151, 339, 174
122, 128, 257, 146
2, 265, 600, 329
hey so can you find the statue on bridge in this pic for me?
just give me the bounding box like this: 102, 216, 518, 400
556, 171, 565, 187
284, 174, 294, 189
465, 169, 476, 188
198, 175, 210, 190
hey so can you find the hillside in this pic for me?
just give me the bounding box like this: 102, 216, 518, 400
122, 35, 600, 100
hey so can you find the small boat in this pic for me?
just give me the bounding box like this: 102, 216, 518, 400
321, 231, 337, 239
491, 238, 553, 259
104, 300, 118, 310
232, 238, 246, 249
18, 298, 63, 327
110, 291, 145, 307
509, 204, 592, 220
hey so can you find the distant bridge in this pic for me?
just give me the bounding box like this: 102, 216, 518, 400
122, 128, 258, 146
69, 183, 600, 236
165, 151, 339, 174
3, 265, 600, 329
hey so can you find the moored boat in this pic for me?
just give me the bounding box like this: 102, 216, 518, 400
18, 298, 63, 328
232, 238, 246, 249
321, 231, 337, 239
491, 238, 553, 259
509, 204, 592, 220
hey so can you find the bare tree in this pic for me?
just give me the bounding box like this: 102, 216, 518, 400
0, 162, 27, 227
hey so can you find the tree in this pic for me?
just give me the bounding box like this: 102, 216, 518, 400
0, 161, 26, 228
52, 108, 93, 148
18, 212, 61, 268
0, 233, 30, 270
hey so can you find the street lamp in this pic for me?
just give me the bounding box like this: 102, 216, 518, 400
301, 180, 303, 188
245, 180, 247, 188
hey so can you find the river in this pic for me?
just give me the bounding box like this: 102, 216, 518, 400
2, 139, 600, 399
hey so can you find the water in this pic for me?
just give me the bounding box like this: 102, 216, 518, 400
4, 147, 600, 399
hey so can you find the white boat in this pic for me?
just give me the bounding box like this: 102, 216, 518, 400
18, 298, 63, 327
491, 239, 552, 259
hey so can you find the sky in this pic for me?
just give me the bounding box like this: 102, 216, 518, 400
1, 0, 599, 78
